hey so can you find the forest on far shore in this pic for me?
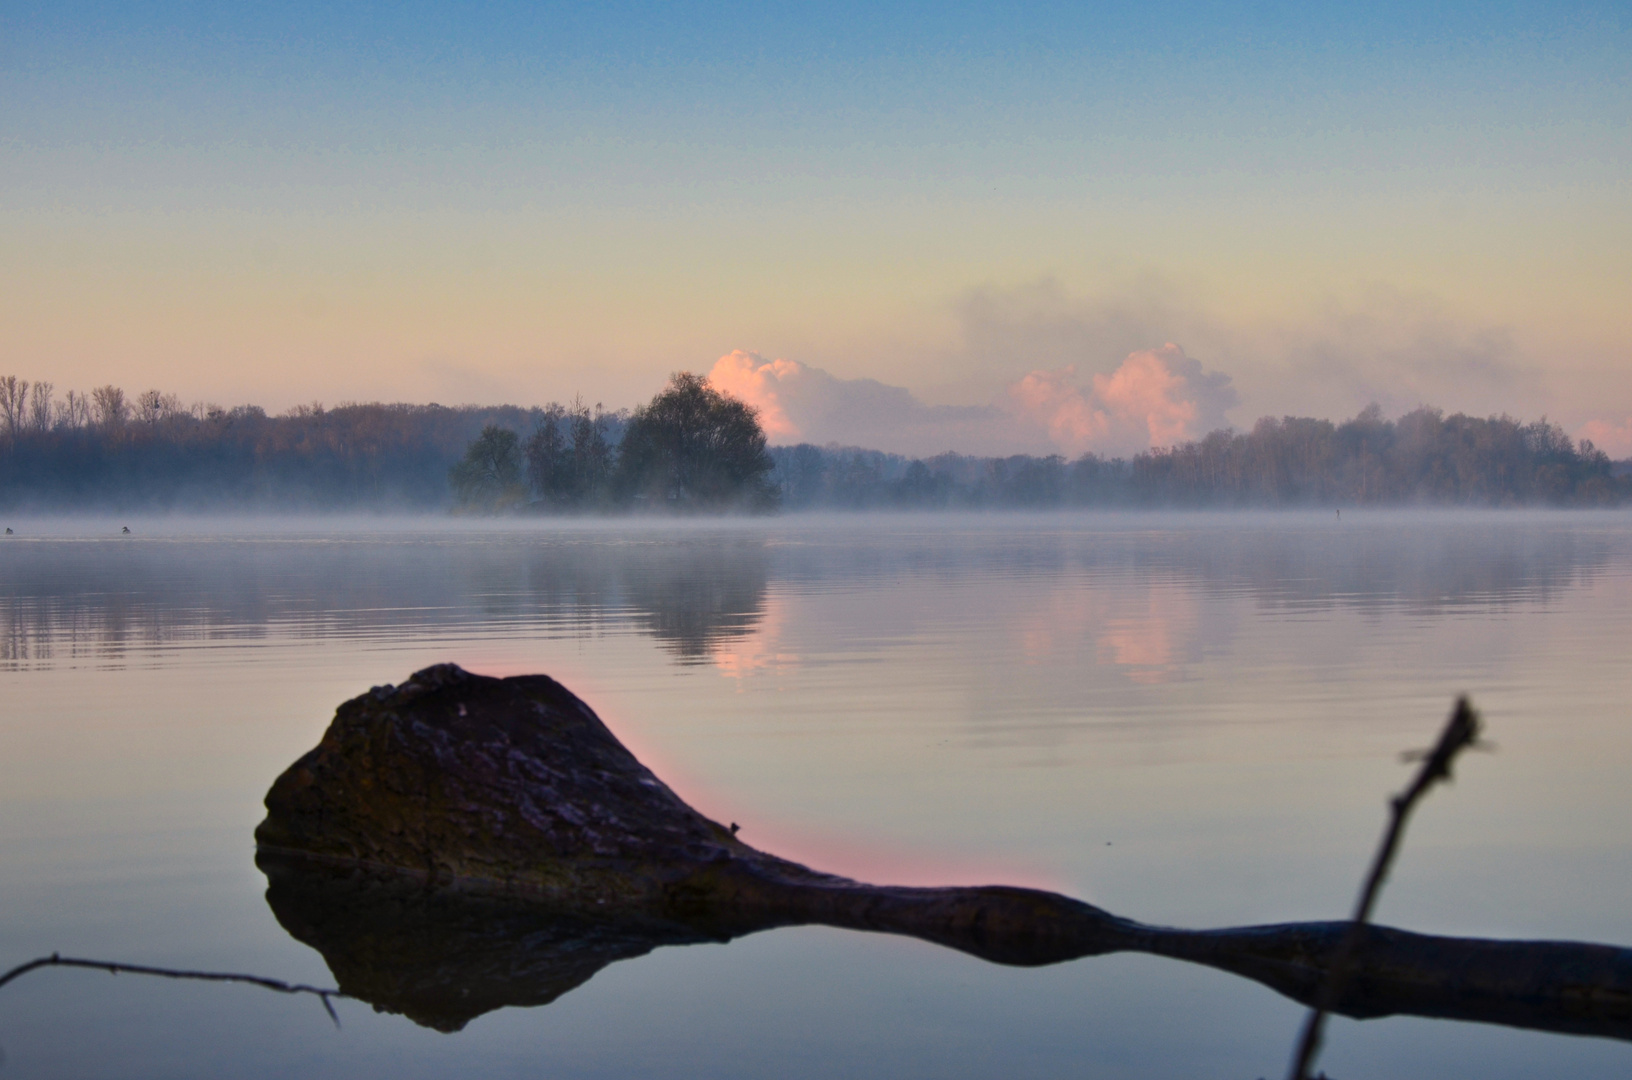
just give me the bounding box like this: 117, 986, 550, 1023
0, 372, 1627, 512
771, 406, 1628, 510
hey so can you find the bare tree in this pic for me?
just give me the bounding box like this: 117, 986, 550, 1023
524, 403, 569, 503
0, 375, 28, 441
92, 385, 130, 428
569, 398, 614, 497
524, 399, 617, 509
135, 389, 181, 425
28, 381, 54, 433
56, 389, 93, 429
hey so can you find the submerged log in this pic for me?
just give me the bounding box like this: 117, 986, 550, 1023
257, 852, 720, 1032
257, 664, 1632, 1037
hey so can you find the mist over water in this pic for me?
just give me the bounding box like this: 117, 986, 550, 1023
2, 511, 1612, 666
2, 512, 1631, 1077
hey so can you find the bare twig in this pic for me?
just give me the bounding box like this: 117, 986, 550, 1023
0, 952, 345, 1027
1286, 695, 1483, 1080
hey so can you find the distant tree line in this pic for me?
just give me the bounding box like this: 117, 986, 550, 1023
448, 374, 778, 513
770, 406, 1628, 509
2, 369, 1625, 511
0, 373, 605, 511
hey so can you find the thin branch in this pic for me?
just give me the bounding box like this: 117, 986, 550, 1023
1286, 696, 1483, 1080
0, 952, 345, 1027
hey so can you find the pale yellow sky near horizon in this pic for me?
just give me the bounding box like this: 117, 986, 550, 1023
5, 186, 1628, 432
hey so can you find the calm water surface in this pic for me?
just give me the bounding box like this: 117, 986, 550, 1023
2, 512, 1630, 1078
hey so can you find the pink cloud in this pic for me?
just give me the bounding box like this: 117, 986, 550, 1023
1009, 344, 1237, 456
706, 344, 1236, 458
706, 350, 804, 441
1579, 416, 1632, 459
706, 350, 1029, 456
1008, 367, 1113, 452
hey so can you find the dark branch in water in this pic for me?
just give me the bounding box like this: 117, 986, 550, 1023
252, 666, 1632, 1040
6, 674, 1616, 1063
1287, 696, 1484, 1080
0, 952, 344, 1027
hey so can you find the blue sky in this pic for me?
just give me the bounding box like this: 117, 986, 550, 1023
4, 1, 1630, 452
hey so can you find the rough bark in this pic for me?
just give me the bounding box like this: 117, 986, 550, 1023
257, 664, 1632, 1037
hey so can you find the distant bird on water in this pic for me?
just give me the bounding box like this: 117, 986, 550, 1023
121, 525, 131, 534
4, 527, 11, 535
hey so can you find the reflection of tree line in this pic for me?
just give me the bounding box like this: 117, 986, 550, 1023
757, 524, 1614, 613
1167, 525, 1610, 612
0, 524, 1615, 669
0, 594, 268, 666
0, 540, 770, 668
514, 542, 770, 662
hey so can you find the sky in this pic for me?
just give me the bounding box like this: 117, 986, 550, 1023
3, 1, 1630, 455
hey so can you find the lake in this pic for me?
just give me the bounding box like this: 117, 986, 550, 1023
2, 511, 1630, 1078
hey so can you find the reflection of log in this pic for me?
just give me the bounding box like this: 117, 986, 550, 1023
257, 664, 1632, 1038
258, 853, 720, 1032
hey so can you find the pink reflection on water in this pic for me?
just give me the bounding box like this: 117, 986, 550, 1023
713, 592, 798, 681
1014, 575, 1198, 685
1095, 582, 1197, 685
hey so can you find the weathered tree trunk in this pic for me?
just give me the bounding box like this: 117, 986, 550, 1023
257, 664, 1632, 1037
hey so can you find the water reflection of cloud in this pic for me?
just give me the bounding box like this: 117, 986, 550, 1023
1014, 577, 1200, 685
1094, 583, 1198, 684
0, 516, 1620, 677
714, 591, 798, 681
